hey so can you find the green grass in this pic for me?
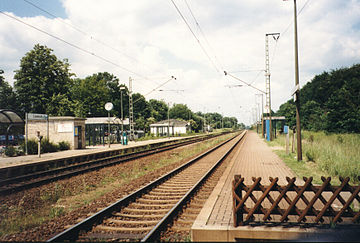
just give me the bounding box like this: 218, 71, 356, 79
264, 130, 360, 184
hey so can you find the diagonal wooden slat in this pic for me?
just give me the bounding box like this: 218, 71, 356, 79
245, 178, 278, 222
232, 175, 360, 226
263, 177, 296, 221
315, 177, 350, 223
297, 177, 331, 223
280, 177, 313, 222
333, 185, 360, 223
234, 177, 261, 213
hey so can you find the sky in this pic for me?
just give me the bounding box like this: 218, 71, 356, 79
1, 0, 360, 125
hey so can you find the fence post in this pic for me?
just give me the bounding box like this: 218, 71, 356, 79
233, 175, 243, 226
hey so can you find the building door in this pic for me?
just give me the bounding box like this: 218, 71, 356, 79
76, 126, 82, 148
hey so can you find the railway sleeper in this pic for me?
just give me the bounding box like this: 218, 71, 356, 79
79, 232, 144, 241
153, 187, 189, 193
175, 213, 198, 220
182, 208, 201, 214
142, 194, 183, 200
106, 218, 159, 226
137, 198, 179, 204
129, 203, 174, 208
160, 182, 194, 187
148, 190, 185, 195
123, 208, 169, 214
114, 213, 163, 220
94, 225, 153, 232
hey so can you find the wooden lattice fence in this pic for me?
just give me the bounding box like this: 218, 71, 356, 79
233, 175, 360, 227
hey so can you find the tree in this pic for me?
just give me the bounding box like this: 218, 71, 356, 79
46, 93, 74, 116
133, 93, 150, 120
71, 75, 111, 117
276, 101, 296, 128
14, 44, 73, 114
149, 99, 168, 121
169, 104, 191, 121
0, 70, 18, 111
276, 63, 360, 133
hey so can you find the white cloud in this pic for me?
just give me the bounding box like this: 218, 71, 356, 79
1, 0, 359, 125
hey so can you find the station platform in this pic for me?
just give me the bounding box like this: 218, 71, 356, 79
191, 131, 317, 242
0, 136, 188, 169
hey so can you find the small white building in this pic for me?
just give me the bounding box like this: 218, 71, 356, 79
150, 119, 190, 136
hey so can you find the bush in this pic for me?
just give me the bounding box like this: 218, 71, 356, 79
41, 138, 58, 153
305, 150, 316, 162
19, 139, 38, 155
58, 141, 70, 151
4, 146, 16, 157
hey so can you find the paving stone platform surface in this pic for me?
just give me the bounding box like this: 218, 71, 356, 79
191, 131, 310, 242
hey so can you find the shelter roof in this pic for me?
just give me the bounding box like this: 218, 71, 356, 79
85, 117, 130, 125
0, 109, 24, 124
150, 119, 189, 127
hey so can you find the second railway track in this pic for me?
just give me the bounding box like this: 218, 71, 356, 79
0, 133, 227, 195
47, 131, 246, 242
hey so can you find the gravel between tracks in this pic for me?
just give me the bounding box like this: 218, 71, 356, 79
0, 135, 232, 242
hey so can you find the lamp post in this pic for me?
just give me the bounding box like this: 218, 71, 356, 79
284, 0, 302, 161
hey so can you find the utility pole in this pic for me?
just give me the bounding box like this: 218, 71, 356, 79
293, 0, 302, 161
265, 32, 280, 141
129, 77, 134, 141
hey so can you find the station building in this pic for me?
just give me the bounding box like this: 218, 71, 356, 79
26, 116, 86, 149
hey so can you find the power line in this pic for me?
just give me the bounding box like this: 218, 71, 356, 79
281, 0, 312, 36
22, 0, 156, 74
169, 0, 220, 74
0, 11, 161, 87
224, 71, 266, 94
271, 0, 311, 66
183, 0, 224, 71
133, 76, 176, 104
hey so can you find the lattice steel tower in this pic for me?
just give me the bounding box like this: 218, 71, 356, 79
129, 77, 134, 141
265, 33, 279, 141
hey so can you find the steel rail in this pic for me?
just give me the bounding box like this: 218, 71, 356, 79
141, 131, 246, 242
0, 133, 225, 195
47, 132, 242, 242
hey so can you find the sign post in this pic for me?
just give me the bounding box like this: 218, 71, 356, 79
26, 113, 48, 155
284, 125, 289, 155
105, 102, 113, 148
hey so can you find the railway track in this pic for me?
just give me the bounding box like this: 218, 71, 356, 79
0, 133, 227, 195
47, 131, 246, 242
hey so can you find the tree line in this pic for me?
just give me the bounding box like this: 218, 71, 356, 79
276, 63, 360, 133
0, 44, 243, 133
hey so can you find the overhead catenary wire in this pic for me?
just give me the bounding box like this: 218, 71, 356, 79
22, 0, 156, 75
169, 0, 220, 74
0, 11, 173, 93
224, 71, 266, 94
270, 0, 312, 65
183, 0, 224, 71
133, 76, 176, 104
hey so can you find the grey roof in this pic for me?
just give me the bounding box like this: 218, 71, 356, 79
150, 119, 189, 127
0, 109, 24, 124
85, 117, 130, 125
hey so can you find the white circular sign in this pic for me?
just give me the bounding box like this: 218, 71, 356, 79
105, 102, 113, 111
